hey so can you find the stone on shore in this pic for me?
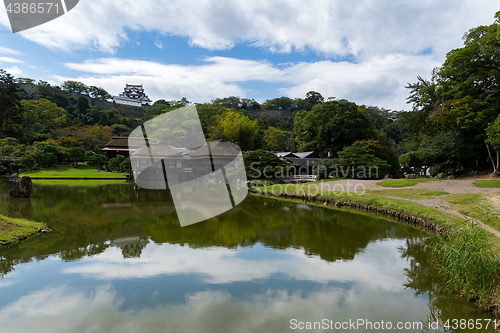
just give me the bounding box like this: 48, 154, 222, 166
8, 174, 32, 198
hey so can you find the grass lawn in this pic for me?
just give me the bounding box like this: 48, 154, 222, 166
369, 188, 449, 200
376, 177, 441, 188
473, 180, 500, 188
0, 214, 45, 246
32, 179, 128, 187
20, 163, 127, 179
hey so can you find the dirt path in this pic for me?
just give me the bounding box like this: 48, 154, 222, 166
317, 178, 499, 194
314, 178, 500, 237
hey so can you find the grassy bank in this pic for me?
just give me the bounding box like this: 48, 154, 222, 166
0, 214, 45, 246
20, 163, 127, 179
252, 183, 500, 314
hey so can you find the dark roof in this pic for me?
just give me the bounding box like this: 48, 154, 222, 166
284, 157, 321, 167
105, 136, 148, 148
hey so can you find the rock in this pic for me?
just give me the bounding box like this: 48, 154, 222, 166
436, 173, 445, 179
466, 170, 477, 176
448, 175, 455, 179
8, 174, 32, 198
405, 174, 416, 179
383, 174, 392, 179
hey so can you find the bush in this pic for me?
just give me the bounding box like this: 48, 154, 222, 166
243, 149, 290, 179
17, 155, 36, 170
87, 153, 108, 169
108, 155, 126, 172
40, 152, 57, 166
68, 147, 86, 163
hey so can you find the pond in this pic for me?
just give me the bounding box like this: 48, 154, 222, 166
0, 180, 497, 332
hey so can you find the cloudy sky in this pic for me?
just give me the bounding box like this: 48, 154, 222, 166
0, 1, 497, 110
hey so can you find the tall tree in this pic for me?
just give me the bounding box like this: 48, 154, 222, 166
61, 80, 89, 95
0, 69, 23, 138
407, 11, 500, 173
305, 91, 324, 105
293, 99, 377, 156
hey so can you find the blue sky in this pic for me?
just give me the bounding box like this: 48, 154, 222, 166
0, 0, 497, 110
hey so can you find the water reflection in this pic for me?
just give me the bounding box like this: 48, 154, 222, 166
0, 180, 496, 332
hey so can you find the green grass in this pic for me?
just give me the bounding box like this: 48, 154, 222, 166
32, 179, 128, 187
368, 189, 449, 200
20, 163, 127, 179
473, 180, 500, 188
377, 176, 441, 188
0, 214, 45, 246
442, 193, 500, 231
430, 225, 500, 309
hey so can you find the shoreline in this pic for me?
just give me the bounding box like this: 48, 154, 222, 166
0, 214, 47, 247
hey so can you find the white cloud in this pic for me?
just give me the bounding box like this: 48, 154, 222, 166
0, 57, 24, 63
2, 0, 496, 57
4, 66, 23, 76
0, 283, 430, 333
0, 47, 24, 56
60, 54, 439, 110
62, 239, 409, 290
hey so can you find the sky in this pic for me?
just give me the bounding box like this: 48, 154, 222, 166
0, 0, 497, 111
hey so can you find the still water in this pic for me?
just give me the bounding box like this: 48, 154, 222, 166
0, 180, 497, 332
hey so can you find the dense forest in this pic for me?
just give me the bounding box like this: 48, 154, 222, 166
0, 11, 499, 178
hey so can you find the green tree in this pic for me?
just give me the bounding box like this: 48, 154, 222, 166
109, 155, 126, 172
305, 91, 324, 105
77, 97, 89, 114
17, 154, 36, 170
243, 149, 290, 178
263, 127, 291, 151
407, 12, 500, 173
87, 153, 108, 169
0, 69, 23, 138
293, 99, 377, 156
111, 124, 131, 136
40, 152, 57, 166
68, 147, 86, 163
208, 111, 258, 150
61, 80, 89, 95
261, 97, 297, 110
88, 86, 112, 100
334, 144, 390, 179
98, 112, 108, 126
20, 99, 69, 141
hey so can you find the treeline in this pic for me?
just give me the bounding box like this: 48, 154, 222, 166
0, 11, 499, 177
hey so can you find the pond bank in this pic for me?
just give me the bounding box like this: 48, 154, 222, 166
0, 214, 47, 246
249, 184, 500, 316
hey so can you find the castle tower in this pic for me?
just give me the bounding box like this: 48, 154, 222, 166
114, 84, 152, 107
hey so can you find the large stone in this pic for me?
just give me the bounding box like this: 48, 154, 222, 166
8, 174, 32, 198
405, 174, 416, 179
